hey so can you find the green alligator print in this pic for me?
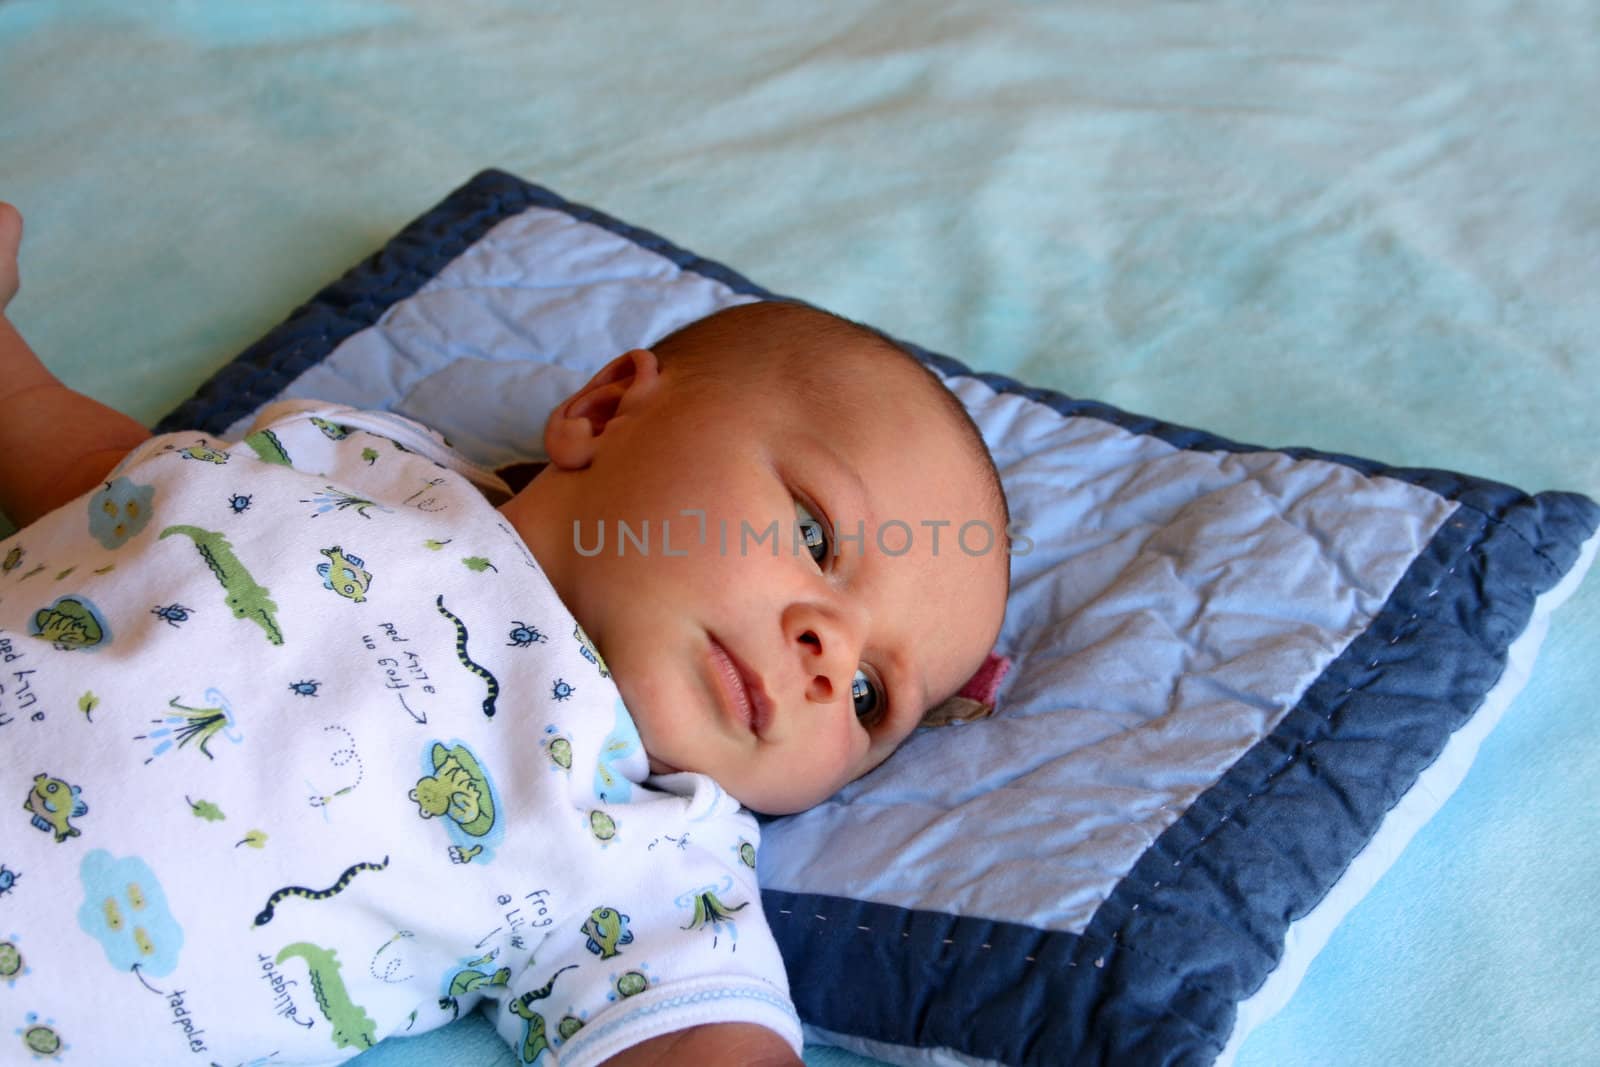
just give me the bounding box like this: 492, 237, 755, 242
243, 429, 292, 466
159, 525, 283, 644
275, 941, 378, 1051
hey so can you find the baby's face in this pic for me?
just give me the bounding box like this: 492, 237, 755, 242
517, 341, 1008, 814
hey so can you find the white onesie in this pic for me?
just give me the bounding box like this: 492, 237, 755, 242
0, 401, 801, 1066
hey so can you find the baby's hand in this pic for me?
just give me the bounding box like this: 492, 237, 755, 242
0, 204, 151, 528
0, 202, 20, 312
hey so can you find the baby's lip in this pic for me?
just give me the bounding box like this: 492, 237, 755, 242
706, 634, 773, 738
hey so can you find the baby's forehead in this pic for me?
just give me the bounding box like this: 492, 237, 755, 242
749, 341, 953, 418
667, 317, 1000, 509
721, 350, 987, 487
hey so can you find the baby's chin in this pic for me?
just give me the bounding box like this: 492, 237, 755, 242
645, 754, 685, 776
638, 754, 805, 815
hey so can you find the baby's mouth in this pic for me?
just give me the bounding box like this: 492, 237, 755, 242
706, 635, 773, 738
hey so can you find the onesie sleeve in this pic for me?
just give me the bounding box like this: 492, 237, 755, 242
488, 775, 803, 1067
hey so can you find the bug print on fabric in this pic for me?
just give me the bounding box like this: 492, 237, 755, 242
150, 603, 194, 629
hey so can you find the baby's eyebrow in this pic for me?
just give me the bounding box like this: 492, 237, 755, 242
794, 432, 868, 529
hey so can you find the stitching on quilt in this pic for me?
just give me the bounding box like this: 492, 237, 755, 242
770, 905, 1226, 1050
771, 908, 1027, 960
1449, 498, 1570, 577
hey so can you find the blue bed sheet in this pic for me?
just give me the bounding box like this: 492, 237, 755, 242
2, 4, 1595, 1065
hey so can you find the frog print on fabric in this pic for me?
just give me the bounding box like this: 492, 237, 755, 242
22, 774, 87, 842
437, 950, 511, 1018
409, 741, 501, 863
29, 594, 111, 651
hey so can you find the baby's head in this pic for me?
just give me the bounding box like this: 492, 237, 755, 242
507, 301, 1009, 814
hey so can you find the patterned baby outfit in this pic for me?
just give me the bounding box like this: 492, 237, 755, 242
0, 401, 800, 1066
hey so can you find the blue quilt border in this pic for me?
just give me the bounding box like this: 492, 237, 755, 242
157, 169, 1600, 1066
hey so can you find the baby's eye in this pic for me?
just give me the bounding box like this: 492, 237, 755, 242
851, 668, 885, 726
795, 500, 829, 566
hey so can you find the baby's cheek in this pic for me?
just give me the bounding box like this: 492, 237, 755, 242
807, 720, 872, 788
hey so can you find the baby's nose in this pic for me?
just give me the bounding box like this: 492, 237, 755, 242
784, 604, 860, 706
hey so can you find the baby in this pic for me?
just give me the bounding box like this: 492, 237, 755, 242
0, 204, 1009, 1067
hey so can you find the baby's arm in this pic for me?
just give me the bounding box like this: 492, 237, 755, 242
604, 1022, 801, 1066
0, 203, 151, 528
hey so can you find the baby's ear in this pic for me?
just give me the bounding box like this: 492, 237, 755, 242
921, 652, 1011, 727
543, 348, 661, 469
